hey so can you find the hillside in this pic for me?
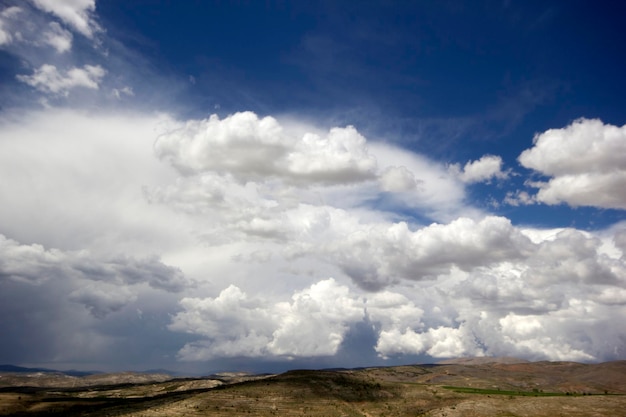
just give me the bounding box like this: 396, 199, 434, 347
0, 360, 624, 416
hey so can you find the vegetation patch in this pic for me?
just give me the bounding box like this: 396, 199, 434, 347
442, 386, 570, 397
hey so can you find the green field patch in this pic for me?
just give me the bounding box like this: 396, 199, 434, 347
442, 386, 569, 397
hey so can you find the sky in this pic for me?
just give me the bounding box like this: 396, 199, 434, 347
0, 0, 625, 374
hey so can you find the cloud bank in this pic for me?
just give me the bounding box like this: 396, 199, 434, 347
0, 0, 625, 373
2, 106, 623, 369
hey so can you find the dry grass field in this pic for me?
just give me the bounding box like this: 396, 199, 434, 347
1, 360, 625, 416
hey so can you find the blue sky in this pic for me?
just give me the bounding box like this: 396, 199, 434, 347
0, 0, 625, 374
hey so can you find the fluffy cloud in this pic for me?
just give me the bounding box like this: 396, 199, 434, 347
450, 154, 509, 183
1, 108, 625, 370
518, 118, 626, 209
269, 279, 364, 356
365, 223, 626, 361
323, 216, 532, 290
2, 0, 622, 374
153, 219, 626, 363
168, 220, 626, 363
155, 112, 377, 185
376, 326, 480, 359
16, 64, 106, 95
170, 279, 363, 360
29, 0, 101, 39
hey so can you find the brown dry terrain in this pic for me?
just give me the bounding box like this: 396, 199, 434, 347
0, 360, 625, 416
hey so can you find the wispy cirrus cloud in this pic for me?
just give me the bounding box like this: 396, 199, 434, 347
28, 0, 102, 40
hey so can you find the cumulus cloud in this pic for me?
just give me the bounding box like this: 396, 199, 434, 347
323, 216, 532, 290
450, 154, 509, 183
1, 107, 625, 369
16, 64, 106, 95
518, 118, 626, 209
155, 112, 377, 185
162, 194, 625, 363
269, 279, 364, 357
365, 291, 424, 331
0, 0, 624, 373
169, 285, 274, 359
170, 279, 363, 360
376, 325, 480, 359
166, 218, 626, 363
29, 0, 101, 39
360, 223, 626, 362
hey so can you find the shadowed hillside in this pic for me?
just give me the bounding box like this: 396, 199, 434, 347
0, 360, 625, 416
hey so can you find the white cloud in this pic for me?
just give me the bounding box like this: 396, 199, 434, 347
504, 189, 535, 206
169, 285, 274, 359
29, 0, 101, 39
0, 24, 10, 45
112, 86, 134, 99
1, 108, 625, 368
496, 311, 597, 362
368, 224, 626, 362
375, 325, 481, 359
375, 328, 426, 358
450, 154, 509, 183
323, 216, 532, 290
155, 112, 377, 185
365, 290, 424, 331
367, 142, 473, 222
379, 166, 419, 192
268, 279, 364, 356
42, 21, 72, 53
0, 5, 75, 63
170, 278, 363, 360
518, 118, 626, 209
2, 0, 623, 371
0, 109, 184, 256
286, 126, 377, 183
16, 64, 106, 95
0, 6, 21, 45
